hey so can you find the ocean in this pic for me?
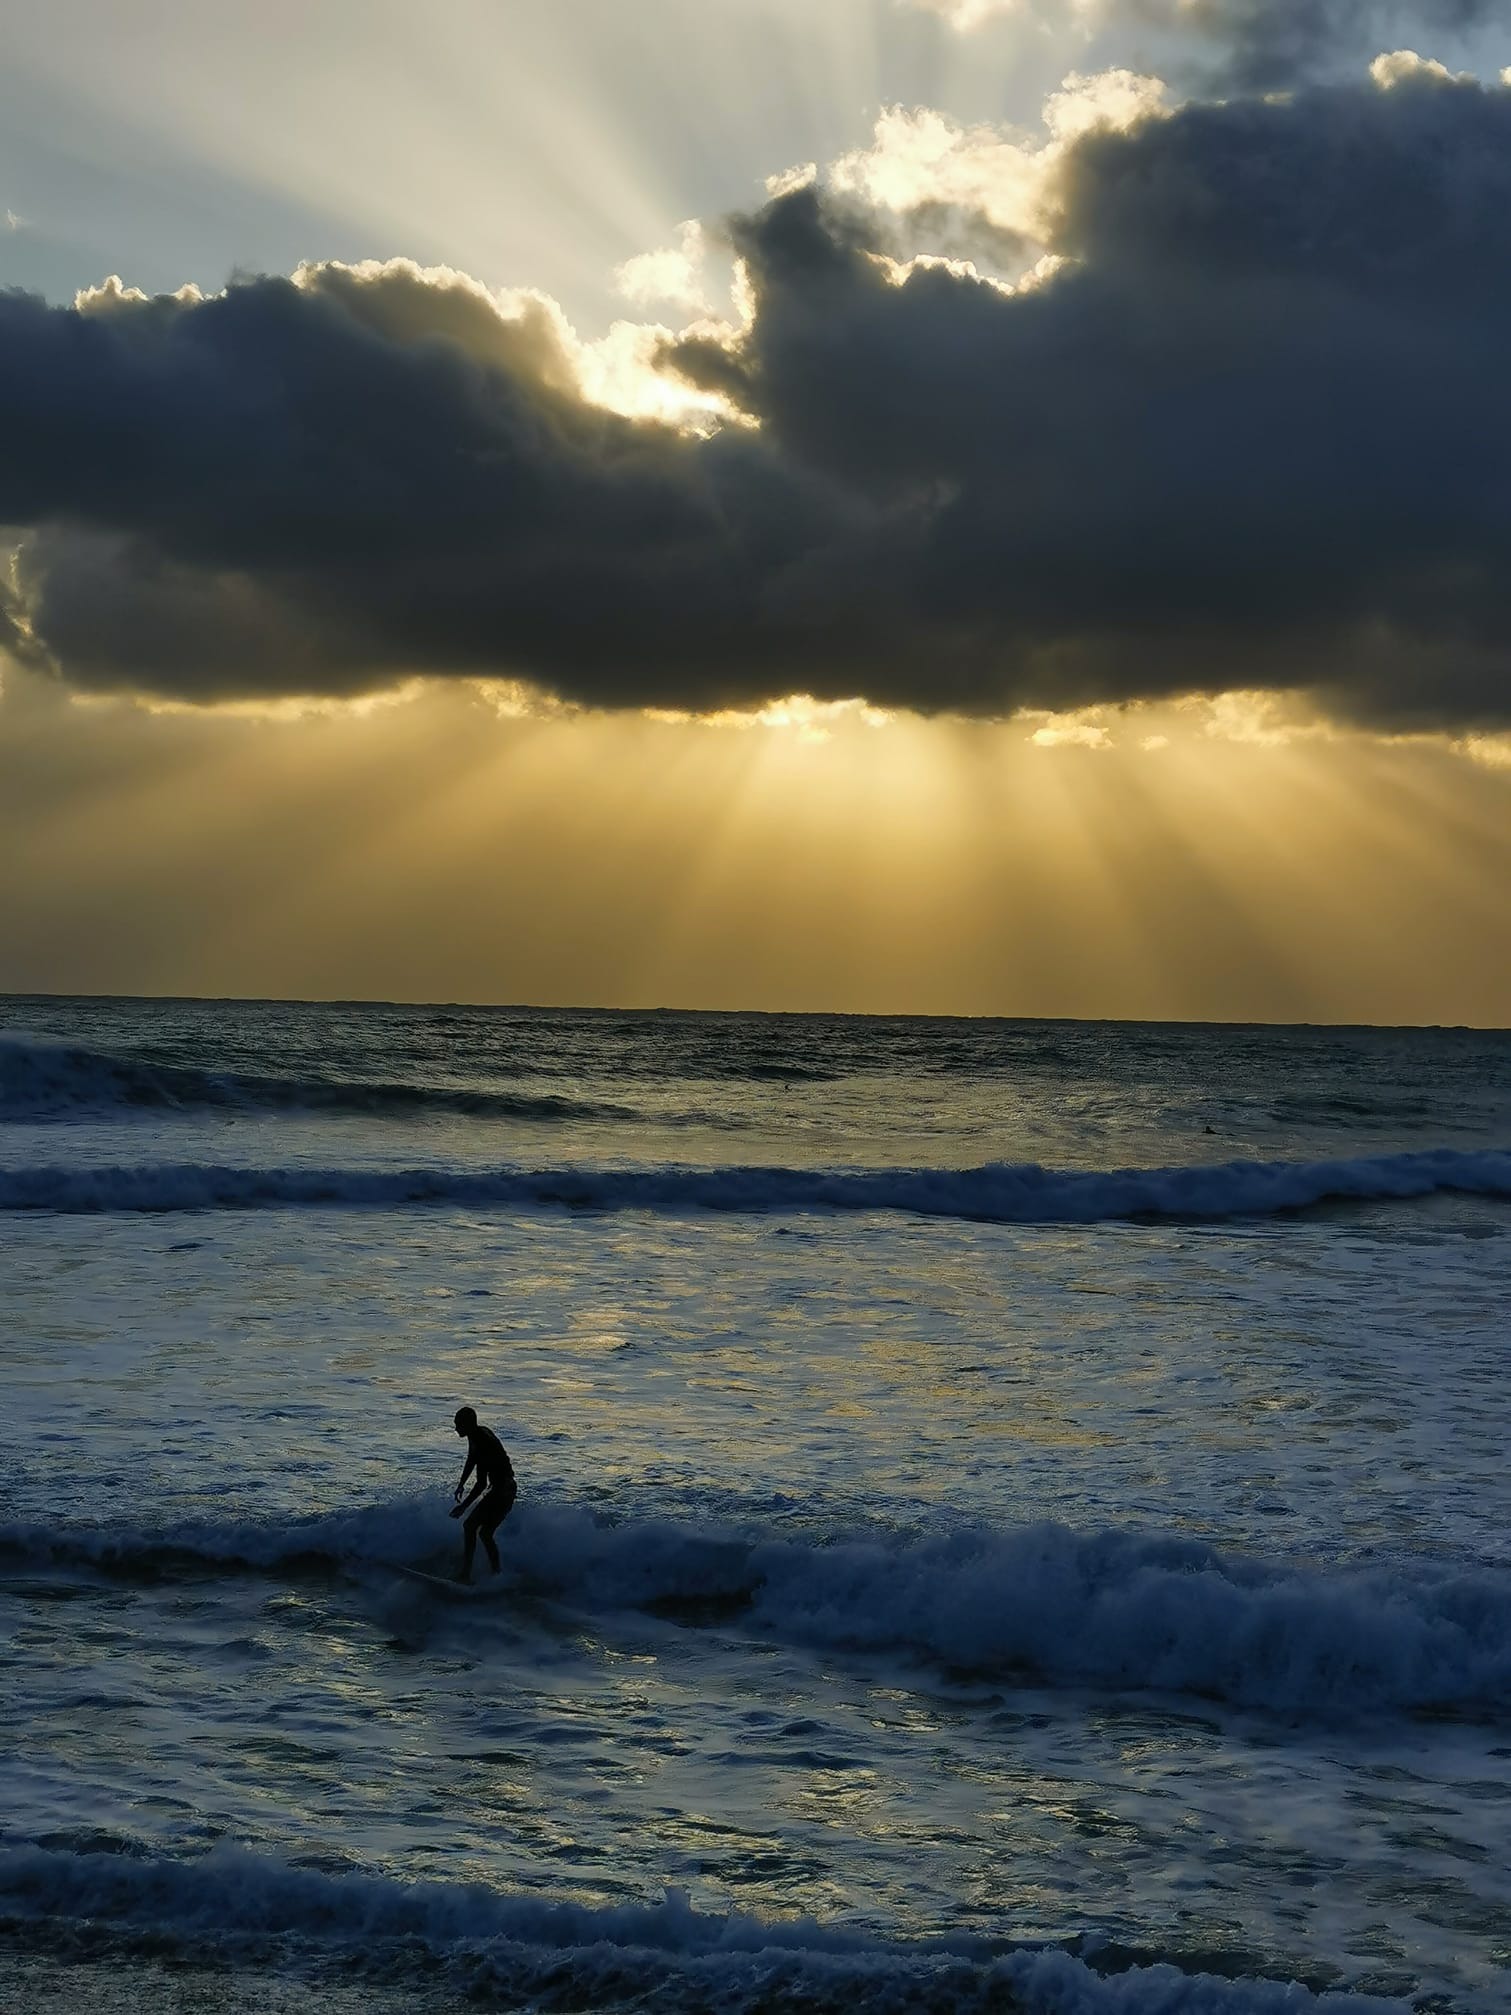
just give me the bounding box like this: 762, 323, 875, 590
2, 997, 1510, 2013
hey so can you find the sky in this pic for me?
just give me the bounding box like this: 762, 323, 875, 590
2, 0, 1509, 1022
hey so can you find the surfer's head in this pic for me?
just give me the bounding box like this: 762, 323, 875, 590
454, 1405, 477, 1436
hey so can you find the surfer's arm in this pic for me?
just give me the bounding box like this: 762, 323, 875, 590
454, 1450, 477, 1501
450, 1480, 488, 1519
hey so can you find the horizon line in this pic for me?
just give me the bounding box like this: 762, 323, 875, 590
1, 988, 1503, 1038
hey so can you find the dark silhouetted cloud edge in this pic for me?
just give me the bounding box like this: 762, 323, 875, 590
2, 58, 1511, 735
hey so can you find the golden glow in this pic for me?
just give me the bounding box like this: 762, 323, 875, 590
1456, 733, 1511, 770
1023, 711, 1113, 750
831, 73, 1168, 255
646, 695, 893, 742
4, 670, 1508, 1022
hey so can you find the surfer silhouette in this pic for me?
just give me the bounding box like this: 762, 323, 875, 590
449, 1406, 517, 1582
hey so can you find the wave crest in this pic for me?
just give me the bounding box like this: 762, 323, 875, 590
0, 1033, 637, 1124
9, 1502, 1511, 1718
2, 1145, 1508, 1222
0, 1841, 1398, 2012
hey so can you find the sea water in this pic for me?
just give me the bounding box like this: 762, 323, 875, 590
2, 998, 1510, 2012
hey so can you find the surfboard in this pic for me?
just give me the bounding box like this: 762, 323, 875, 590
384, 1562, 483, 1597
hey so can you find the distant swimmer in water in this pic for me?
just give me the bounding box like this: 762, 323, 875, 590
449, 1406, 517, 1582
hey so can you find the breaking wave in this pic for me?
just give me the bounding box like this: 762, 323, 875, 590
0, 1840, 1401, 2011
0, 1033, 638, 1124
2, 1145, 1509, 1221
8, 1501, 1511, 1718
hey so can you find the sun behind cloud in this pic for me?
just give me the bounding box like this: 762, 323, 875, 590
1, 9, 1508, 1017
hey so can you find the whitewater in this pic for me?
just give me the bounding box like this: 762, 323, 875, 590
3, 999, 1510, 2013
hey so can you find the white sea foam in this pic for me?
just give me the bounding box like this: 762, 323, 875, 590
0, 1842, 1404, 2011
2, 1144, 1509, 1221
8, 1502, 1509, 1717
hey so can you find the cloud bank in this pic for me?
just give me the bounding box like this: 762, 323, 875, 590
915, 0, 1499, 92
4, 60, 1511, 731
1164, 0, 1498, 91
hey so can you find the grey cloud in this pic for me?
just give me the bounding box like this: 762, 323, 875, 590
669, 70, 1511, 728
4, 65, 1511, 731
0, 264, 904, 707
1122, 0, 1497, 92
874, 199, 1029, 278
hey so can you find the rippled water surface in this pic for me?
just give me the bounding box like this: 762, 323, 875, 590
2, 999, 1510, 2012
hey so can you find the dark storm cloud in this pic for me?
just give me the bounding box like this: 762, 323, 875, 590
4, 64, 1511, 729
1126, 0, 1498, 93
0, 265, 899, 708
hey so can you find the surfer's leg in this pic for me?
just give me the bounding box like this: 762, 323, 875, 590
478, 1501, 502, 1573
478, 1484, 515, 1574
460, 1506, 482, 1583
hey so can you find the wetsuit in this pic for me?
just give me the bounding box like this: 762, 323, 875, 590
466, 1424, 517, 1542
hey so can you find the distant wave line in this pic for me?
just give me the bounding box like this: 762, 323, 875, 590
1, 1145, 1509, 1222
0, 1033, 731, 1125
